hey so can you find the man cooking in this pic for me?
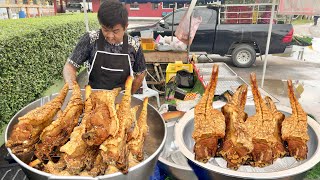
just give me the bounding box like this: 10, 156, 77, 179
63, 0, 146, 93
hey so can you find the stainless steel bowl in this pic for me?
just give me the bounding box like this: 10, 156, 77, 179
175, 103, 320, 180
158, 120, 198, 180
5, 90, 167, 180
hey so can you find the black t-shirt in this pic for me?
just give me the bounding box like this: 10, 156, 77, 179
67, 30, 146, 75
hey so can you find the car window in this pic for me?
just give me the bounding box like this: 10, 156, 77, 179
164, 10, 186, 25
194, 8, 215, 25
67, 4, 81, 8
164, 8, 215, 25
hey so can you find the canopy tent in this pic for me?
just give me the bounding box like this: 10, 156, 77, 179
119, 0, 212, 3
278, 0, 320, 16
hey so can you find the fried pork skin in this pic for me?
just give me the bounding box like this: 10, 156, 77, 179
219, 84, 253, 170
6, 84, 68, 156
281, 80, 309, 160
35, 82, 83, 162
192, 65, 225, 163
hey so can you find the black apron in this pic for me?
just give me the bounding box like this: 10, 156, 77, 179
88, 29, 131, 90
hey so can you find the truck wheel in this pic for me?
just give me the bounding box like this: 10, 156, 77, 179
231, 44, 256, 68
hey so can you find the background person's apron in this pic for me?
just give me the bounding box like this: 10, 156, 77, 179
88, 30, 132, 90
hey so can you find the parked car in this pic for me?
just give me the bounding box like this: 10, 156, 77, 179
66, 3, 83, 13
128, 6, 293, 68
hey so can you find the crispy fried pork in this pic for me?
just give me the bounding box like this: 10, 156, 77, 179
34, 82, 83, 162
127, 105, 140, 142
59, 86, 99, 175
281, 80, 309, 160
44, 158, 67, 175
245, 73, 278, 167
82, 88, 120, 146
100, 76, 133, 174
6, 84, 69, 157
192, 64, 225, 163
264, 96, 287, 160
60, 85, 93, 156
85, 154, 108, 177
219, 84, 253, 170
128, 98, 149, 161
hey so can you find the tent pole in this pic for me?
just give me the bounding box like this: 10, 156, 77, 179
261, 0, 276, 88
83, 0, 89, 32
171, 4, 175, 42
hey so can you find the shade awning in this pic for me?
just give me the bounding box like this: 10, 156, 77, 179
278, 0, 320, 15
120, 0, 211, 3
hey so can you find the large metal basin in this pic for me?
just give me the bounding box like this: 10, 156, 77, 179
158, 120, 197, 180
5, 90, 167, 180
175, 103, 320, 180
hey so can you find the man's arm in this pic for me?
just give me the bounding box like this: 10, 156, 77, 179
63, 61, 77, 89
131, 71, 146, 94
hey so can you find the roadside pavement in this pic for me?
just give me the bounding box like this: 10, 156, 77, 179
294, 23, 320, 38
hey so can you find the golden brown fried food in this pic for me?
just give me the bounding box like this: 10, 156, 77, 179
264, 96, 287, 160
100, 76, 133, 174
85, 154, 108, 177
219, 84, 253, 170
35, 82, 83, 162
60, 85, 93, 156
127, 105, 140, 142
281, 80, 309, 160
59, 86, 100, 175
6, 84, 69, 156
82, 88, 120, 146
44, 158, 67, 175
192, 64, 225, 163
128, 98, 149, 161
245, 73, 278, 167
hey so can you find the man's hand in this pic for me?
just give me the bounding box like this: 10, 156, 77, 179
131, 71, 146, 94
63, 61, 77, 89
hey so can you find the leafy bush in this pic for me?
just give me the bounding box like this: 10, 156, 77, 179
0, 14, 100, 132
291, 35, 313, 46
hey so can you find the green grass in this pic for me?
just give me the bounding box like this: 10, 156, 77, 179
41, 79, 65, 97
307, 163, 320, 179
292, 19, 313, 25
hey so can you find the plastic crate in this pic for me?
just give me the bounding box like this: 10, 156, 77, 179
165, 62, 193, 83
175, 63, 193, 72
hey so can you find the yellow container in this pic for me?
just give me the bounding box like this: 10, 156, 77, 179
165, 61, 193, 83
141, 42, 155, 51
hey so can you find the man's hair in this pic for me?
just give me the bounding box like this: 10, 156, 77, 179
98, 0, 128, 29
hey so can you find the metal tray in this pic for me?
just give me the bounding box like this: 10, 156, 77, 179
201, 76, 279, 103
202, 76, 247, 95
195, 63, 237, 78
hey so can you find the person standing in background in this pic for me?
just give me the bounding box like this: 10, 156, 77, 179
314, 16, 319, 26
